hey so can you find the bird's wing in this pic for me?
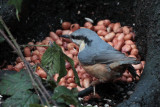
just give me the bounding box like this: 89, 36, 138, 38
92, 50, 137, 64
91, 49, 140, 79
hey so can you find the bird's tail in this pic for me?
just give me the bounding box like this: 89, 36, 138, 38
118, 59, 140, 79
128, 64, 140, 79
110, 59, 140, 79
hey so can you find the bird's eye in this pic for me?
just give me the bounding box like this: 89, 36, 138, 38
71, 35, 84, 40
71, 35, 78, 39
71, 35, 75, 39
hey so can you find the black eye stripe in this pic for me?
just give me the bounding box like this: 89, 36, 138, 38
71, 35, 86, 40
71, 35, 92, 45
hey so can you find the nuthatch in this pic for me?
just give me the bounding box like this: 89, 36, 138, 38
61, 28, 140, 93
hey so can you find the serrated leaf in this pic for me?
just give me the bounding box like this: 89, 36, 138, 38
52, 86, 81, 106
0, 70, 33, 95
57, 53, 67, 82
41, 47, 54, 67
52, 52, 60, 74
41, 42, 79, 85
3, 90, 39, 107
41, 42, 65, 81
64, 54, 80, 86
41, 46, 56, 80
0, 70, 17, 79
53, 43, 67, 82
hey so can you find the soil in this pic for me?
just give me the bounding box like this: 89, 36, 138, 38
0, 0, 146, 106
79, 81, 138, 106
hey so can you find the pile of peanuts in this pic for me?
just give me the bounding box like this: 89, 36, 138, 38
3, 19, 145, 91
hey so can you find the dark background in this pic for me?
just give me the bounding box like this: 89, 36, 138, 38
1, 0, 143, 66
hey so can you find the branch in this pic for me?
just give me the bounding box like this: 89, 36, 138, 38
20, 44, 49, 47
0, 29, 47, 105
0, 17, 58, 106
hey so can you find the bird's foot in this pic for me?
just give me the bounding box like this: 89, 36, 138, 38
93, 85, 96, 95
90, 80, 102, 96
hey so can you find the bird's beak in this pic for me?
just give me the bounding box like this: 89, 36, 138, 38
60, 35, 71, 39
60, 35, 82, 47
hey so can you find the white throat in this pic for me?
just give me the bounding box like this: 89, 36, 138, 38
72, 39, 86, 52
79, 41, 86, 52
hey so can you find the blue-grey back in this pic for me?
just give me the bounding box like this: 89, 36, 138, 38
77, 30, 131, 65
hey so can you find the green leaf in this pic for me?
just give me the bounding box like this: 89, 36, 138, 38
52, 51, 60, 74
3, 90, 39, 107
41, 42, 67, 81
29, 104, 44, 107
41, 42, 79, 85
8, 0, 23, 21
0, 36, 5, 43
0, 70, 17, 79
57, 52, 67, 82
41, 47, 53, 67
41, 46, 58, 79
64, 54, 80, 86
0, 70, 33, 95
52, 86, 81, 106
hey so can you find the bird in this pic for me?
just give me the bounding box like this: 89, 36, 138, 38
61, 28, 140, 94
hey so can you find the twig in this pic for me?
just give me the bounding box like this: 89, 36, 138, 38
27, 61, 58, 105
20, 44, 49, 47
0, 29, 47, 105
24, 61, 51, 106
0, 18, 51, 105
0, 21, 51, 106
34, 86, 44, 105
28, 63, 57, 105
36, 63, 58, 102
0, 17, 58, 106
0, 29, 19, 54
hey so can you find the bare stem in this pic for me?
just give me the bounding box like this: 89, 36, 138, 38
20, 44, 49, 47
0, 29, 47, 105
0, 16, 58, 106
